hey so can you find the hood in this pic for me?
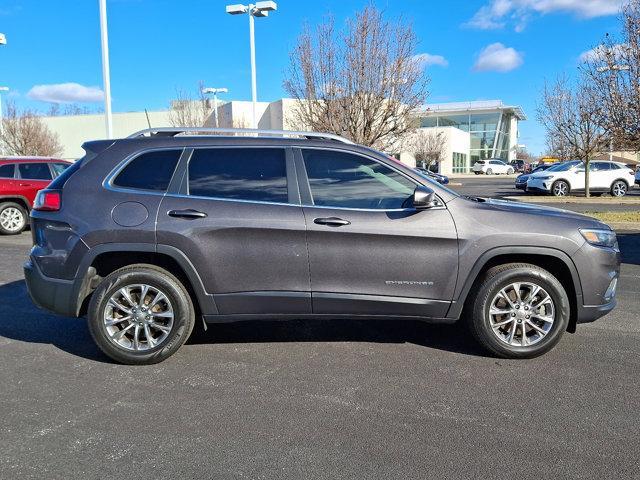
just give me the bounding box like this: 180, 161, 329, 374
485, 197, 608, 226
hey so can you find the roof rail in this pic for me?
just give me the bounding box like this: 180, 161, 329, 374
126, 127, 354, 144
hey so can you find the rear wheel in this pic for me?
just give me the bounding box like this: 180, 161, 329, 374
0, 202, 27, 235
87, 264, 195, 365
466, 263, 569, 358
611, 180, 627, 197
551, 180, 569, 196
474, 171, 480, 175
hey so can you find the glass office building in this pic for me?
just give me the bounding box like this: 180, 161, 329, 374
418, 101, 526, 173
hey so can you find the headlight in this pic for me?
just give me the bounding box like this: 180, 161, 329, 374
580, 228, 618, 249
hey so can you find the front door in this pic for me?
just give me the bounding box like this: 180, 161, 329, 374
297, 148, 459, 318
157, 146, 311, 315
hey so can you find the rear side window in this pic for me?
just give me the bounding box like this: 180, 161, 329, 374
0, 164, 15, 178
49, 160, 82, 189
19, 163, 52, 180
188, 148, 288, 203
113, 150, 182, 191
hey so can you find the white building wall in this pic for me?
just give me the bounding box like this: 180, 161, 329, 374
41, 110, 172, 160
399, 127, 470, 175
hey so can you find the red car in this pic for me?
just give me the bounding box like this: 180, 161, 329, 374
0, 157, 72, 234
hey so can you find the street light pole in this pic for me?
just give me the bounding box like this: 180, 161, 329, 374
98, 0, 113, 139
202, 87, 229, 127
0, 87, 7, 156
226, 2, 277, 129
249, 11, 257, 128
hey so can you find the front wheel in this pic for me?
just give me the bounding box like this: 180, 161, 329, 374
465, 263, 570, 358
507, 168, 514, 175
551, 180, 569, 196
611, 180, 627, 197
486, 168, 493, 175
87, 264, 195, 365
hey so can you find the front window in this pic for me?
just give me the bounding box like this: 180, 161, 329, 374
302, 149, 416, 210
546, 161, 582, 172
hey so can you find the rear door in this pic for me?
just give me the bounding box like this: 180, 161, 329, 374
157, 146, 311, 315
16, 162, 53, 205
297, 148, 458, 318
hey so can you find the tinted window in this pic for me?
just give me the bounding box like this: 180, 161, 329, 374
0, 164, 14, 178
19, 163, 52, 180
114, 150, 181, 191
51, 163, 70, 177
302, 149, 415, 209
49, 160, 82, 189
609, 163, 621, 170
188, 148, 288, 203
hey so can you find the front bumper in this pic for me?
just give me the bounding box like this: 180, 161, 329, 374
24, 258, 78, 317
576, 299, 617, 324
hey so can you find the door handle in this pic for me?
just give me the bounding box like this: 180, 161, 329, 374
167, 209, 208, 219
313, 217, 351, 227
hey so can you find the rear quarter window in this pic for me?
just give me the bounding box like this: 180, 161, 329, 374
113, 150, 182, 191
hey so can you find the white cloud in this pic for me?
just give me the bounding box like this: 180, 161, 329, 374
466, 0, 624, 31
412, 53, 449, 69
579, 43, 627, 62
473, 43, 524, 72
27, 83, 104, 103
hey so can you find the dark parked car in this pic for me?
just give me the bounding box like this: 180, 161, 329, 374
24, 128, 620, 364
510, 159, 526, 173
515, 164, 552, 190
414, 167, 449, 185
0, 157, 72, 234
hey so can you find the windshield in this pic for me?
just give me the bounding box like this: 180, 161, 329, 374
545, 161, 582, 172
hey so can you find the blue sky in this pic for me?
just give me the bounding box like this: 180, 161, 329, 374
0, 0, 626, 154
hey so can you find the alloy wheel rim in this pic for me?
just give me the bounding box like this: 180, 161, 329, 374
553, 182, 567, 196
488, 282, 555, 347
613, 182, 626, 196
0, 207, 25, 232
103, 284, 174, 351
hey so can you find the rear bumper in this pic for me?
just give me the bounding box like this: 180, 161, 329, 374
24, 258, 78, 317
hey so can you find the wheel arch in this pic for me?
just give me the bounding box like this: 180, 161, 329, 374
0, 195, 31, 211
448, 246, 582, 333
74, 243, 217, 317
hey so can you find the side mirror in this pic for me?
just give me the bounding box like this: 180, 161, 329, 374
413, 185, 437, 209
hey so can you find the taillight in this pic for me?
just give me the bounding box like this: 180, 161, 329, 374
33, 190, 61, 211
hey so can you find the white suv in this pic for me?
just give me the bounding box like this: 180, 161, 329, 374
526, 160, 635, 197
472, 159, 514, 175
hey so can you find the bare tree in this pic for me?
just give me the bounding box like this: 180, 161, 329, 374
583, 0, 640, 151
537, 76, 608, 197
168, 81, 213, 128
0, 101, 63, 157
544, 131, 573, 161
405, 129, 446, 170
283, 5, 429, 151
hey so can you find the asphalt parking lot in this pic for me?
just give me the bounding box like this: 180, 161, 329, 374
450, 174, 640, 213
1, 226, 640, 478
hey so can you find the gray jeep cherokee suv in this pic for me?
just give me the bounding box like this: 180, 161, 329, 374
24, 128, 620, 364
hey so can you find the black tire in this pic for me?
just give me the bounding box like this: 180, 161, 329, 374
87, 264, 195, 365
465, 263, 570, 359
507, 168, 514, 175
486, 168, 493, 175
474, 171, 480, 175
551, 180, 569, 197
0, 201, 28, 235
611, 180, 627, 197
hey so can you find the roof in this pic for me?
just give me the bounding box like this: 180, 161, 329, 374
420, 100, 527, 120
0, 156, 68, 162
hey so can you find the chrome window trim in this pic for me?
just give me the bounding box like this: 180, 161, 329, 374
103, 147, 186, 196
163, 192, 301, 208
